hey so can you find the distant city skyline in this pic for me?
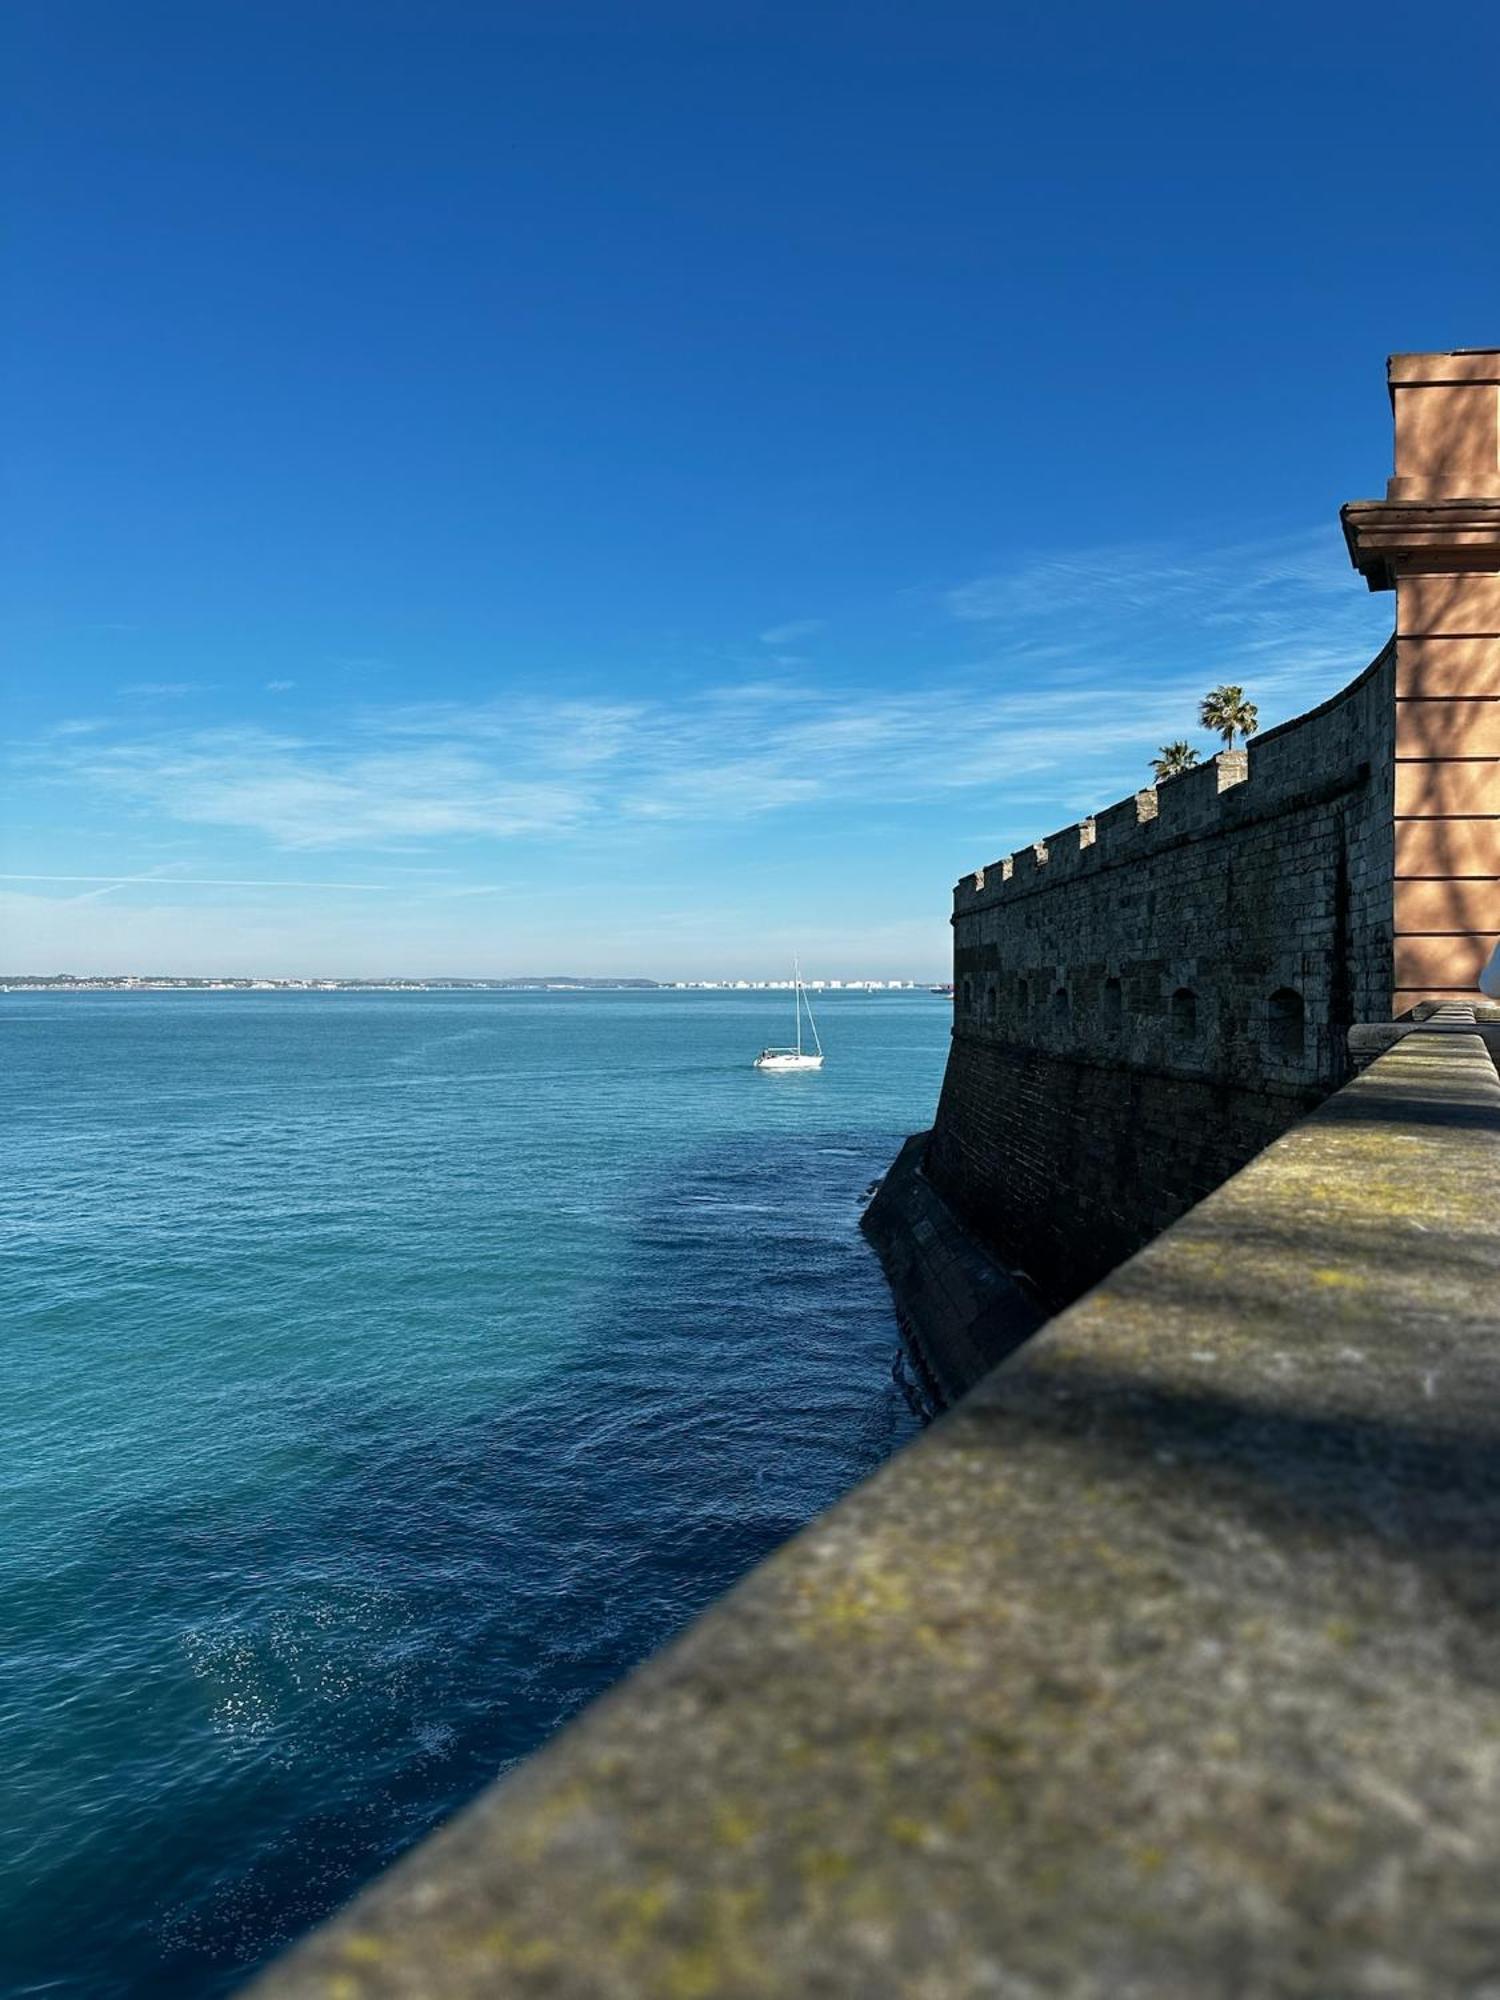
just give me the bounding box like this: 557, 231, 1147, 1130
2, 972, 932, 990
5, 2, 1493, 977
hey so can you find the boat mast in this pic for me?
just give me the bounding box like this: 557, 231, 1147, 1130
793, 955, 803, 1056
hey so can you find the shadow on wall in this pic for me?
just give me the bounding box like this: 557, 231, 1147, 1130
960, 1352, 1500, 1576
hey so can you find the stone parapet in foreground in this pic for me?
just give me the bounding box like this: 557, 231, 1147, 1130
254, 1015, 1500, 1999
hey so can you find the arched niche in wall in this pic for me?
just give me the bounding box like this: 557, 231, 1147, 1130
1170, 987, 1198, 1041
1101, 977, 1123, 1029
1268, 987, 1305, 1059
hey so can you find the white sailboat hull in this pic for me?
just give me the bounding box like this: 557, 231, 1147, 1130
754, 958, 825, 1071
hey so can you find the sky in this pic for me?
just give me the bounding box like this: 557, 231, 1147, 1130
4, 1, 1498, 980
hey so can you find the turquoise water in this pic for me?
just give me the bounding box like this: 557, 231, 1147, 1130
4, 989, 948, 1996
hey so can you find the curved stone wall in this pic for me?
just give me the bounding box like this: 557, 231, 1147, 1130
925, 641, 1396, 1313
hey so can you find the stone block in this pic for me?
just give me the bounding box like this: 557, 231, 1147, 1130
1393, 382, 1500, 493
1094, 792, 1156, 851
1394, 934, 1496, 990
1396, 818, 1500, 877
1390, 347, 1500, 383
1395, 761, 1500, 815
1396, 636, 1500, 697
1398, 571, 1500, 635
1397, 699, 1500, 757
1153, 758, 1220, 827
1395, 879, 1500, 933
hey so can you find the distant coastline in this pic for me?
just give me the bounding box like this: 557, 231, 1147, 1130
2, 974, 930, 994
0, 975, 662, 994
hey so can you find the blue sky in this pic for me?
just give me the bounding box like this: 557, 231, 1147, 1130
4, 1, 1496, 979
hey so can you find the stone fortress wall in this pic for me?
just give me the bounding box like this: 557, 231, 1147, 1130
929, 646, 1396, 1312
877, 348, 1500, 1382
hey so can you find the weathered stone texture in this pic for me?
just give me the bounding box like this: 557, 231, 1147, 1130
859, 1133, 1045, 1404
928, 644, 1396, 1314
252, 1020, 1500, 2000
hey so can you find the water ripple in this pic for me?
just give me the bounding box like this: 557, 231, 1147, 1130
2, 990, 948, 1996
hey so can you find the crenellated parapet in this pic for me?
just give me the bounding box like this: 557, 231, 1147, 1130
954, 750, 1262, 915
945, 636, 1395, 1110
955, 348, 1500, 1027
918, 352, 1500, 1310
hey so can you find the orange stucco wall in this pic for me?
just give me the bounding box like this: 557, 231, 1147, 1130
1346, 349, 1500, 1013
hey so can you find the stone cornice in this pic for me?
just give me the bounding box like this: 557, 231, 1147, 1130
1342, 497, 1500, 590
1389, 348, 1500, 387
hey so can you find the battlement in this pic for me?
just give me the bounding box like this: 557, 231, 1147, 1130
935, 634, 1397, 1312
929, 345, 1500, 1318
954, 671, 1385, 919
954, 348, 1500, 1014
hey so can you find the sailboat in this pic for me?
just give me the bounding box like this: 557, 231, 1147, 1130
754, 962, 824, 1070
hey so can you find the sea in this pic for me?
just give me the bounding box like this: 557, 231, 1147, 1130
3, 987, 950, 1997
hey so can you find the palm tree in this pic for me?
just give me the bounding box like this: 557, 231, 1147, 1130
1151, 742, 1201, 781
1199, 684, 1259, 750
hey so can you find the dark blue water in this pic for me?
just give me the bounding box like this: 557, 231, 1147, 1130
3, 989, 948, 1996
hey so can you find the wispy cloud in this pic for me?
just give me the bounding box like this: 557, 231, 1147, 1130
759, 618, 825, 645
264, 679, 296, 693
38, 728, 588, 848
705, 679, 801, 704
945, 528, 1371, 671
21, 530, 1389, 855
117, 681, 211, 698
0, 871, 395, 894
